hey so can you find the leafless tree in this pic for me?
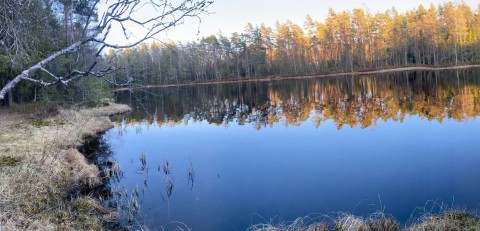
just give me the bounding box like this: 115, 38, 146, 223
0, 0, 213, 100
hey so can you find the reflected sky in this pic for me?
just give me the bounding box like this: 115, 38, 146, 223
105, 69, 480, 230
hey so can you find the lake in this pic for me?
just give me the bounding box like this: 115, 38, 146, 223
94, 69, 480, 230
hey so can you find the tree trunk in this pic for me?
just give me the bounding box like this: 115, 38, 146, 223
6, 90, 13, 106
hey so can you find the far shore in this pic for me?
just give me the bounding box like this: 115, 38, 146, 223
114, 64, 480, 92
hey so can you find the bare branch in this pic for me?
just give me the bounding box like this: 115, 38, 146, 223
40, 67, 61, 81
0, 0, 213, 100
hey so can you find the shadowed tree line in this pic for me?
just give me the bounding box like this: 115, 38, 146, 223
0, 0, 113, 106
114, 69, 480, 130
108, 2, 480, 85
0, 0, 211, 106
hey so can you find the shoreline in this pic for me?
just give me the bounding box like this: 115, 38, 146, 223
114, 64, 480, 92
249, 210, 480, 231
3, 102, 478, 230
0, 103, 131, 230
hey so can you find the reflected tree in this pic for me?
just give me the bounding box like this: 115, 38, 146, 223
114, 69, 480, 130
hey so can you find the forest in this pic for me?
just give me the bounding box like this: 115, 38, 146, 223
0, 0, 111, 106
0, 0, 210, 106
1, 1, 480, 106
108, 2, 480, 85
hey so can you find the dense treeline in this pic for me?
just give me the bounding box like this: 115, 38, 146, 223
114, 69, 480, 130
2, 1, 480, 105
108, 2, 480, 85
0, 0, 111, 106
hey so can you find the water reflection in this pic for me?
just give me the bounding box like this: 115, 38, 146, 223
105, 69, 480, 230
114, 69, 480, 129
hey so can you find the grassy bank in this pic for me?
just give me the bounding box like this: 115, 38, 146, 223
249, 211, 480, 231
0, 103, 131, 230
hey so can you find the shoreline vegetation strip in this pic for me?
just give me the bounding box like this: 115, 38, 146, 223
113, 65, 480, 92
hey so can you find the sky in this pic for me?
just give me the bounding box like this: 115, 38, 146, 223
102, 0, 479, 45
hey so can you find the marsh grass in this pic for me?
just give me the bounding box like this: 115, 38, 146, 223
248, 210, 479, 231
247, 214, 330, 231
127, 193, 140, 223
405, 211, 480, 231
0, 103, 131, 230
125, 220, 193, 231
105, 161, 122, 181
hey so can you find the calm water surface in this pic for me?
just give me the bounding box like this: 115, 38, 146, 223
99, 69, 480, 230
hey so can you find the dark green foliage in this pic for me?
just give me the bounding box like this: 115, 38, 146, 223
37, 77, 113, 107
0, 0, 110, 106
444, 212, 480, 230
0, 156, 21, 168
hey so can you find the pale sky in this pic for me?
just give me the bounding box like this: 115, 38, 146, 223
102, 0, 479, 45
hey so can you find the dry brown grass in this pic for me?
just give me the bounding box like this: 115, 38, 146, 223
247, 215, 331, 231
406, 212, 480, 231
335, 215, 368, 231
0, 108, 22, 130
249, 211, 479, 231
0, 103, 131, 230
65, 149, 101, 188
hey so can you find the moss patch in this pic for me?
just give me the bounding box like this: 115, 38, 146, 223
0, 156, 21, 168
31, 120, 67, 127
449, 212, 480, 230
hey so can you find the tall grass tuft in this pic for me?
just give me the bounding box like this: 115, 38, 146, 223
248, 210, 479, 231
367, 212, 400, 231
335, 214, 368, 231
104, 161, 122, 181
247, 215, 329, 231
